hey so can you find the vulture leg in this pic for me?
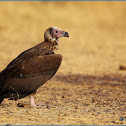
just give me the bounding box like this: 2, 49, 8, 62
30, 94, 45, 108
31, 94, 37, 107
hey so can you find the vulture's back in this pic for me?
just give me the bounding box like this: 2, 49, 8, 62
0, 45, 62, 100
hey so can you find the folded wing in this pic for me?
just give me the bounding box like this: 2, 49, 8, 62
0, 49, 62, 99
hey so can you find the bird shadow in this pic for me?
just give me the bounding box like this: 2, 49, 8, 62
54, 74, 126, 88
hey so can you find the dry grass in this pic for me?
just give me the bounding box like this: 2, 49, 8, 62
0, 1, 126, 125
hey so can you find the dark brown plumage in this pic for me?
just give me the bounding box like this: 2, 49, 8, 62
0, 27, 69, 107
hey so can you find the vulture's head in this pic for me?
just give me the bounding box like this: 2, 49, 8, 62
44, 27, 69, 42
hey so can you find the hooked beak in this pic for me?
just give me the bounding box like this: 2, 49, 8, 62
63, 31, 69, 38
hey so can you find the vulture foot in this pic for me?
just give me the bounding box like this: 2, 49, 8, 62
31, 94, 46, 108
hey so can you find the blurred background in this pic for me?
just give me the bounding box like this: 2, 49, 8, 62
1, 2, 126, 125
0, 2, 126, 75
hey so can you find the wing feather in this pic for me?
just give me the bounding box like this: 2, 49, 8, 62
0, 49, 62, 99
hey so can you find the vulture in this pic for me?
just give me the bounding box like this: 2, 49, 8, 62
0, 27, 69, 107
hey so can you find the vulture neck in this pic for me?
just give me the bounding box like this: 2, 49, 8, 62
42, 30, 59, 51
37, 39, 59, 52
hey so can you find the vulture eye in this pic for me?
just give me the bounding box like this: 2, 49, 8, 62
56, 31, 58, 33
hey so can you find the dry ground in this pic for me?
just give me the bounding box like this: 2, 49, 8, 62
0, 1, 126, 125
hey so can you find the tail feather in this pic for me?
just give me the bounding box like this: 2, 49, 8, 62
0, 98, 4, 104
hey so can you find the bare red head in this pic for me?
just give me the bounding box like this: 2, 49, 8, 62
44, 27, 69, 42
